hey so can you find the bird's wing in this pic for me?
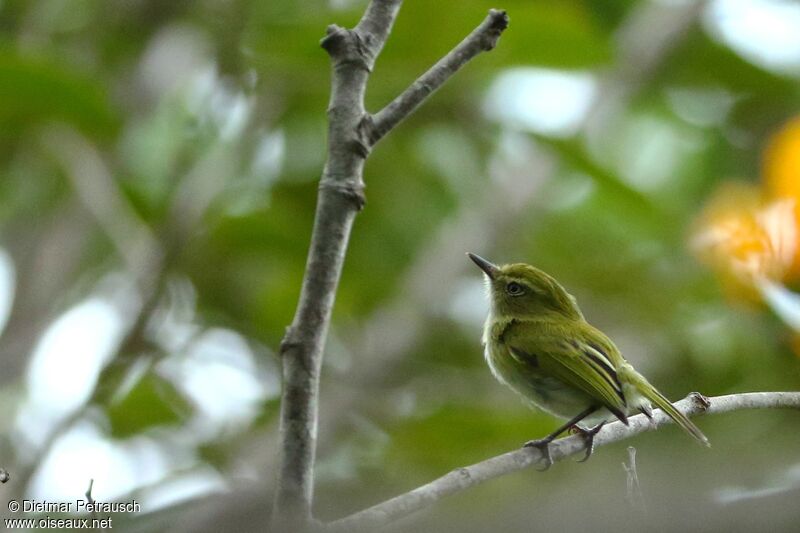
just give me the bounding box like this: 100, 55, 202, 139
505, 322, 629, 423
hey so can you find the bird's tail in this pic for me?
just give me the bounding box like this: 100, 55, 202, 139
621, 365, 710, 447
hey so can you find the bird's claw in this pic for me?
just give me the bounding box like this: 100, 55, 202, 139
571, 422, 605, 462
639, 406, 657, 429
523, 438, 554, 471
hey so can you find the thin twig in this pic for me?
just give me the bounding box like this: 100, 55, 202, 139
85, 478, 94, 502
85, 478, 107, 532
623, 446, 646, 514
369, 9, 509, 144
326, 392, 800, 532
270, 3, 509, 528
85, 478, 98, 521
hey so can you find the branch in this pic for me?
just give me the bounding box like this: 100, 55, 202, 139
270, 0, 403, 527
369, 9, 509, 145
270, 3, 509, 528
85, 478, 100, 528
327, 392, 800, 532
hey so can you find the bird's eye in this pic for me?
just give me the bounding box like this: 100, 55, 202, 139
506, 282, 524, 296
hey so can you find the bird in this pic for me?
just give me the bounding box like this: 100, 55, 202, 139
467, 253, 709, 469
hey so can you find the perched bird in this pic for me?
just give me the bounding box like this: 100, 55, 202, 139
468, 253, 709, 468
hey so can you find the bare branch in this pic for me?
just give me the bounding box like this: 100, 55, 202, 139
270, 0, 403, 527
355, 0, 404, 53
271, 3, 509, 528
370, 9, 509, 145
85, 478, 95, 504
327, 392, 800, 532
85, 478, 100, 528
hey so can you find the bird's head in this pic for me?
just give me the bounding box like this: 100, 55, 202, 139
467, 253, 583, 321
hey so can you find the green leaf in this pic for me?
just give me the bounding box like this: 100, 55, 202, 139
107, 371, 192, 438
0, 49, 119, 140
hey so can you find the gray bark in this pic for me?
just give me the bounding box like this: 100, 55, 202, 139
270, 3, 509, 529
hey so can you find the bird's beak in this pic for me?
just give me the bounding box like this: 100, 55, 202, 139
467, 253, 500, 280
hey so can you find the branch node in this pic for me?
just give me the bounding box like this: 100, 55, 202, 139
321, 26, 373, 72
690, 391, 711, 411
360, 114, 381, 147
356, 113, 377, 154
349, 139, 371, 159
320, 25, 347, 52
320, 179, 366, 211
353, 30, 375, 68
280, 326, 301, 354
480, 9, 510, 50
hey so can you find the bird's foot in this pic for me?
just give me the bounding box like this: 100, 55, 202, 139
570, 422, 606, 462
523, 438, 554, 471
639, 406, 657, 429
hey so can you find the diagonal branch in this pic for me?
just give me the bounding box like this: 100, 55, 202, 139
326, 392, 800, 532
270, 3, 509, 528
369, 9, 509, 145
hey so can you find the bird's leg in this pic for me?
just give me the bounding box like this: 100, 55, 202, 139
570, 422, 606, 462
523, 406, 599, 471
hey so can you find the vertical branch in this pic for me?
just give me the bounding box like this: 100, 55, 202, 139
271, 1, 403, 527
270, 3, 509, 528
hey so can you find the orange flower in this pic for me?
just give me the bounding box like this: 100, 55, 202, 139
692, 183, 796, 299
763, 116, 800, 278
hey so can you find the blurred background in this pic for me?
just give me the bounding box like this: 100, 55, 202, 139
0, 0, 799, 531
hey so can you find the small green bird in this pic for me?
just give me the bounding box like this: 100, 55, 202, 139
468, 253, 709, 468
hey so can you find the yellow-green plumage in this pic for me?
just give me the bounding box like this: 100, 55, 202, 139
470, 253, 709, 448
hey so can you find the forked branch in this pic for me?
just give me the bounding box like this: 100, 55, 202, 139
270, 2, 509, 529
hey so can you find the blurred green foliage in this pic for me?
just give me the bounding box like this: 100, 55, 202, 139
2, 0, 800, 531
107, 371, 191, 438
